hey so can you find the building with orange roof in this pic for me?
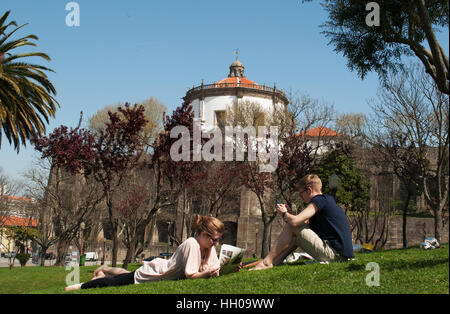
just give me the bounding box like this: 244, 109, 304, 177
297, 126, 343, 138
183, 57, 288, 130
1, 194, 37, 221
1, 216, 39, 228
296, 126, 345, 155
1, 194, 38, 254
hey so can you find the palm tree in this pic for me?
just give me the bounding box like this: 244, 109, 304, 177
0, 10, 58, 151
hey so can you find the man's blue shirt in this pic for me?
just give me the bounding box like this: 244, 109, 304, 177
309, 194, 354, 258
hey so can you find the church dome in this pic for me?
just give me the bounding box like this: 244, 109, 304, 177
228, 58, 245, 78
231, 59, 243, 67
182, 58, 289, 127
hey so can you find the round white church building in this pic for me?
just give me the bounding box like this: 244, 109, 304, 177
183, 58, 289, 130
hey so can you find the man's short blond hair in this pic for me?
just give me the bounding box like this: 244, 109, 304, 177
298, 174, 322, 193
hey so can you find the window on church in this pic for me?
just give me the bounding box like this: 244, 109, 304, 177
215, 110, 226, 128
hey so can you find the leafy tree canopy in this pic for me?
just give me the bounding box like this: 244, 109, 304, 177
316, 146, 371, 212
0, 11, 58, 151
303, 0, 449, 94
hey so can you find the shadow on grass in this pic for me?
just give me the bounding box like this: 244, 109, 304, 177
279, 260, 344, 268
346, 257, 449, 272
377, 258, 449, 271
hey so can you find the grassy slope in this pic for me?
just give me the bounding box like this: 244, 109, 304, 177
0, 244, 448, 294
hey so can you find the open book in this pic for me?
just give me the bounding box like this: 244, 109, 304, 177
218, 244, 246, 275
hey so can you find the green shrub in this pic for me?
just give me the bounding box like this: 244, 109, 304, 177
16, 253, 30, 267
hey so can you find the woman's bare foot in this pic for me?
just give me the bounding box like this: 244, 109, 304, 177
249, 260, 273, 271
64, 283, 82, 291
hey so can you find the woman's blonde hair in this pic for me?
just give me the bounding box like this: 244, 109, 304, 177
192, 214, 224, 236
298, 174, 322, 193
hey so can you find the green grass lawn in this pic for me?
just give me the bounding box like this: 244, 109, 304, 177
0, 244, 448, 294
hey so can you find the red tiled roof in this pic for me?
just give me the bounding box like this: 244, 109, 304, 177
214, 76, 259, 87
3, 195, 33, 202
217, 76, 256, 84
297, 126, 342, 137
1, 216, 38, 227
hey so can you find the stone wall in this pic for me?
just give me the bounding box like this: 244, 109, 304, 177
382, 217, 448, 249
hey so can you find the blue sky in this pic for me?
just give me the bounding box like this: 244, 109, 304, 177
1, 0, 449, 184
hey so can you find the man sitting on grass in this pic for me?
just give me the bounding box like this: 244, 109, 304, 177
251, 174, 354, 270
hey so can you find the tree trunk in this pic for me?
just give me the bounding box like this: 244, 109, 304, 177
111, 231, 119, 267
54, 237, 70, 266
261, 220, 272, 258
402, 193, 412, 248
434, 207, 443, 243
39, 247, 49, 267
122, 240, 136, 270
106, 192, 119, 267
123, 221, 148, 269
413, 0, 449, 95
423, 176, 446, 243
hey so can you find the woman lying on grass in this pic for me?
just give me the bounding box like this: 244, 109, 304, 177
65, 215, 226, 291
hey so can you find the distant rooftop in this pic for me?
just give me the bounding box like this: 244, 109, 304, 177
297, 126, 342, 137
2, 195, 33, 202
1, 216, 38, 227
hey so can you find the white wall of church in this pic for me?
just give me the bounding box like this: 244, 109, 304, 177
203, 95, 236, 129
191, 95, 284, 130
